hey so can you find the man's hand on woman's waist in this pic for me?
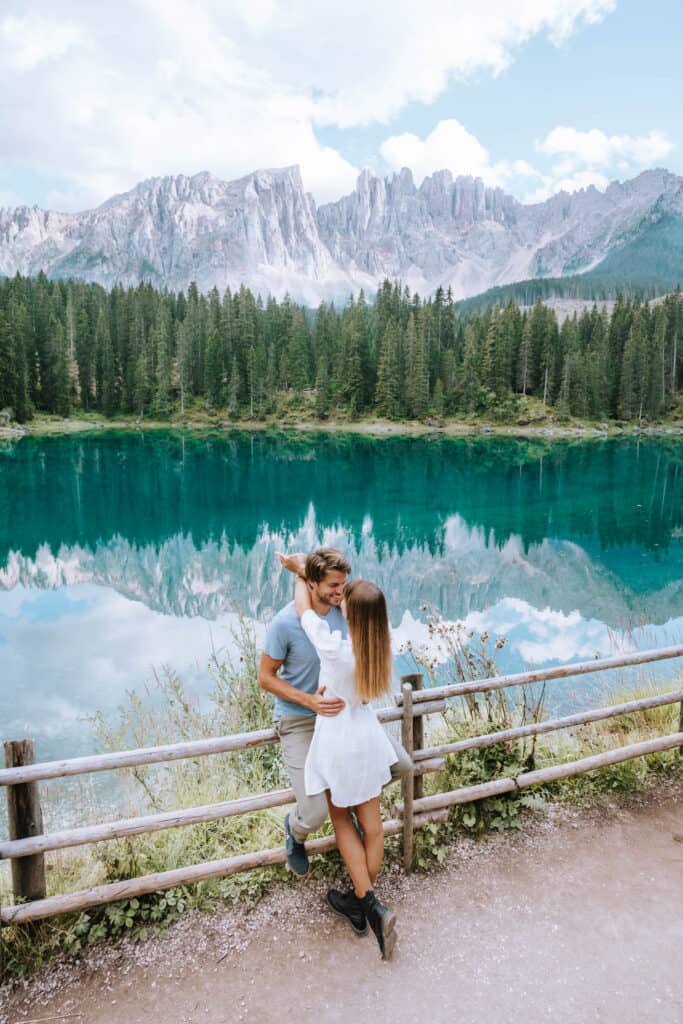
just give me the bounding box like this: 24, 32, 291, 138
307, 685, 345, 716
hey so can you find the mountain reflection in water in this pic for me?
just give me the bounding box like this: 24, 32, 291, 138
0, 432, 681, 761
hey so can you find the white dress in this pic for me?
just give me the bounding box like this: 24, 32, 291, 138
301, 608, 398, 807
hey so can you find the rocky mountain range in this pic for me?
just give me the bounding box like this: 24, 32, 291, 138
2, 511, 681, 629
1, 165, 682, 303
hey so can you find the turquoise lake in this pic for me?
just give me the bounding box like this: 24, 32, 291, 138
0, 431, 682, 766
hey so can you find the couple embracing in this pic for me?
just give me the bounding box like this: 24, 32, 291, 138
258, 548, 411, 961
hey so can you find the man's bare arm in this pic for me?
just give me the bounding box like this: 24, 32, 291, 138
258, 653, 345, 717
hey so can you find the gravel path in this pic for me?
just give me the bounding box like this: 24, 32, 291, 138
3, 791, 682, 1024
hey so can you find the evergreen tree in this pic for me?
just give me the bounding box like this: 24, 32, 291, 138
586, 309, 610, 418
405, 313, 429, 417
341, 316, 363, 415
264, 343, 278, 413
50, 317, 71, 416
185, 282, 204, 397
0, 314, 18, 415
6, 301, 32, 421
619, 309, 648, 420
556, 354, 571, 420
517, 317, 532, 396
432, 377, 445, 417
315, 352, 330, 419
204, 322, 225, 408
287, 308, 311, 390
95, 306, 117, 416
459, 324, 482, 413
65, 290, 80, 407
652, 305, 669, 416
355, 290, 375, 406
607, 295, 632, 416
375, 323, 400, 419
153, 306, 173, 417
227, 353, 240, 417
481, 306, 505, 398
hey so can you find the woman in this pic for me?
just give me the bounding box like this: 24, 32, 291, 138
278, 553, 398, 960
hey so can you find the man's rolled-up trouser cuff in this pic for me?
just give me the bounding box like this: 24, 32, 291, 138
289, 794, 328, 843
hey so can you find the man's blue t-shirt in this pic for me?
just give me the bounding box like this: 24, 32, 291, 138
264, 600, 348, 718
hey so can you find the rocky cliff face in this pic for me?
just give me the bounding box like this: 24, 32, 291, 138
1, 165, 681, 302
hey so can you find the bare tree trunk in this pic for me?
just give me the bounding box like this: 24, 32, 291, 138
673, 329, 678, 397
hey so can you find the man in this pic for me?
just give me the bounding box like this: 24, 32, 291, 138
259, 547, 411, 880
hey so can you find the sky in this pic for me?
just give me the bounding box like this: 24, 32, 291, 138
1, 0, 681, 213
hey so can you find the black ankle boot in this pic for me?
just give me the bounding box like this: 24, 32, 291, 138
326, 888, 368, 935
360, 890, 397, 960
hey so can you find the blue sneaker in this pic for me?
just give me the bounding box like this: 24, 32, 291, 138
284, 813, 310, 876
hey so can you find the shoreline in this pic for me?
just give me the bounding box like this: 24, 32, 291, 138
2, 412, 683, 443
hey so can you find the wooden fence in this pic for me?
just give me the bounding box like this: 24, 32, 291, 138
1, 644, 682, 926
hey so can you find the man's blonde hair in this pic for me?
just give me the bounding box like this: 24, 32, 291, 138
305, 547, 351, 583
344, 579, 392, 703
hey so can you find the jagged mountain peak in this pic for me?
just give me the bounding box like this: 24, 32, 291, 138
1, 164, 682, 302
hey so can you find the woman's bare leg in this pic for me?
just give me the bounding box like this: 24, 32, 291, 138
355, 797, 384, 885
327, 794, 372, 897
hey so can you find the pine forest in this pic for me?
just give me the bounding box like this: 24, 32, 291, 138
0, 273, 680, 425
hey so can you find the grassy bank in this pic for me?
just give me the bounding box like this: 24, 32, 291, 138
1, 391, 683, 443
1, 618, 681, 980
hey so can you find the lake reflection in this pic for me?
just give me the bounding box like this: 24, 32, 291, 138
0, 432, 682, 759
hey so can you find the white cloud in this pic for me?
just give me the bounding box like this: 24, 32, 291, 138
380, 118, 545, 190
0, 189, 22, 210
0, 14, 86, 71
381, 115, 676, 203
521, 168, 612, 204
464, 597, 612, 664
517, 125, 676, 201
0, 0, 617, 210
381, 121, 491, 184
305, 0, 617, 128
539, 126, 674, 167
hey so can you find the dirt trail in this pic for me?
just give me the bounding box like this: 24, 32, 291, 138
3, 794, 682, 1024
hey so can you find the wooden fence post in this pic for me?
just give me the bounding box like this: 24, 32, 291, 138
401, 673, 424, 799
4, 740, 46, 904
401, 684, 415, 873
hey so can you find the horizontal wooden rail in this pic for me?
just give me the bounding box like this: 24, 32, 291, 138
377, 700, 447, 724
0, 810, 449, 925
414, 757, 446, 776
0, 788, 295, 861
403, 732, 683, 816
0, 728, 278, 788
414, 688, 683, 762
398, 644, 683, 706
1, 760, 450, 861
0, 703, 447, 788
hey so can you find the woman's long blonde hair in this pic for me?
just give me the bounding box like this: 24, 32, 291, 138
344, 579, 392, 702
